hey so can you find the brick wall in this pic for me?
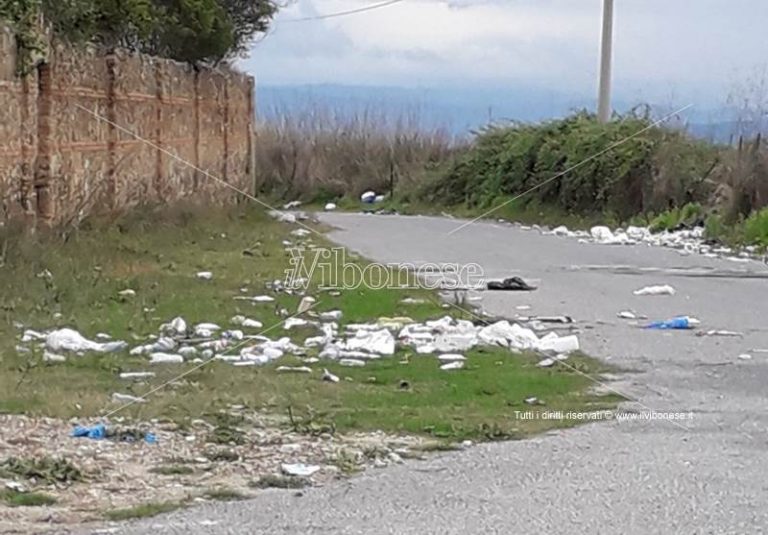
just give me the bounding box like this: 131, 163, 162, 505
0, 26, 254, 225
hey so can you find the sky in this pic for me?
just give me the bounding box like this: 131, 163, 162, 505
238, 0, 768, 114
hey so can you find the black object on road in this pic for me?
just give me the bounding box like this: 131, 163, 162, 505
486, 276, 537, 291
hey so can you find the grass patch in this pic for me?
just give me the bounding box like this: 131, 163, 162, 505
1, 490, 57, 507
105, 501, 181, 521
249, 474, 310, 490
0, 457, 83, 485
149, 464, 195, 476
203, 488, 247, 501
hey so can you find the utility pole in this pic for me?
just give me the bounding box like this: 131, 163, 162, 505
597, 0, 614, 123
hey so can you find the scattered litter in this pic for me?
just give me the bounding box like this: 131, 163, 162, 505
537, 334, 580, 354
440, 361, 464, 371
537, 358, 556, 367
401, 297, 426, 305
149, 352, 184, 364
339, 358, 366, 367
71, 423, 107, 440
699, 330, 743, 337
322, 368, 340, 383
234, 295, 275, 303
437, 353, 466, 362
43, 350, 66, 362
737, 354, 753, 361
231, 315, 263, 329
46, 328, 127, 354
645, 316, 698, 330
196, 271, 213, 281
118, 289, 136, 297
516, 305, 532, 311
345, 329, 396, 355
361, 191, 377, 203
284, 317, 310, 330
524, 396, 541, 405
268, 210, 297, 224
617, 310, 639, 319
111, 393, 147, 404
487, 276, 537, 291
633, 285, 676, 296
290, 229, 311, 238
276, 366, 312, 374
324, 203, 337, 211
281, 463, 321, 477
319, 310, 343, 321
166, 317, 187, 335
283, 200, 302, 209
297, 296, 316, 314
71, 423, 156, 443
21, 329, 45, 342
527, 315, 573, 324
119, 372, 156, 380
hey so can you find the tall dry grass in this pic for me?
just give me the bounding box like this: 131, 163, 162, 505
252, 106, 467, 201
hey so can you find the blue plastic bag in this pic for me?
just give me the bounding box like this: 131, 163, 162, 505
71, 423, 107, 440
644, 316, 692, 330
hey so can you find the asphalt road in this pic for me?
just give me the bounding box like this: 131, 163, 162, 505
113, 213, 768, 535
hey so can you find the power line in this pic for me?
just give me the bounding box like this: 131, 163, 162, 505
281, 0, 406, 23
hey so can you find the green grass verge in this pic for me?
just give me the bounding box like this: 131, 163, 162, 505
0, 204, 620, 441
1, 490, 57, 507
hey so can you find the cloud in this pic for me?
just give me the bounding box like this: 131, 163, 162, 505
238, 0, 768, 105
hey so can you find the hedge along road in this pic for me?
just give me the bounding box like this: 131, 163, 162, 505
115, 213, 768, 534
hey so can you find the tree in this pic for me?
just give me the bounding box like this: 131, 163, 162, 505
1, 0, 277, 65
219, 0, 276, 58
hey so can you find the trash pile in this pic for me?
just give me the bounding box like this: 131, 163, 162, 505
0, 413, 424, 533
15, 311, 581, 374
539, 224, 761, 261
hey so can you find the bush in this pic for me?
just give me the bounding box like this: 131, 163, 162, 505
744, 207, 768, 247
420, 112, 721, 220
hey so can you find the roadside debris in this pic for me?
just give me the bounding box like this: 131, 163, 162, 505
644, 316, 699, 330
698, 330, 743, 337
196, 271, 213, 281
46, 328, 127, 354
440, 361, 464, 371
324, 203, 337, 211
486, 276, 537, 291
111, 393, 147, 404
281, 463, 321, 477
361, 191, 377, 203
118, 289, 136, 298
71, 423, 156, 443
633, 285, 676, 296
268, 210, 297, 224
322, 369, 340, 383
617, 310, 646, 320
737, 353, 753, 361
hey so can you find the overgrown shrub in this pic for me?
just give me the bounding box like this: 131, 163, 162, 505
420, 111, 722, 220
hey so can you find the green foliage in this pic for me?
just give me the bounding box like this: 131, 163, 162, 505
0, 0, 276, 64
422, 112, 720, 220
744, 207, 768, 247
649, 202, 703, 232
1, 489, 57, 507
1, 456, 83, 485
